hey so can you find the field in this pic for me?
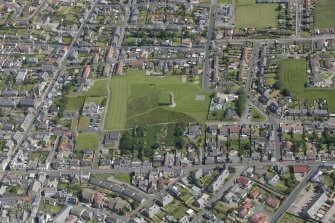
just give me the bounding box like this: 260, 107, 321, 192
279, 59, 335, 112
75, 132, 99, 151
315, 0, 335, 28
251, 107, 266, 122
235, 0, 278, 29
113, 173, 131, 184
104, 69, 210, 130
278, 213, 311, 223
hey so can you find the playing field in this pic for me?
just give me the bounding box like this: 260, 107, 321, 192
315, 0, 335, 28
104, 69, 210, 130
235, 0, 278, 29
279, 59, 335, 112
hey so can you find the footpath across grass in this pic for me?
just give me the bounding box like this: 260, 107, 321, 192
104, 69, 210, 130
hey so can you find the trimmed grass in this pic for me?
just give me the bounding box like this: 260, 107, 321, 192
315, 0, 335, 28
251, 107, 266, 122
113, 173, 131, 184
64, 96, 86, 111
105, 69, 210, 130
85, 80, 108, 97
279, 59, 335, 112
278, 213, 311, 223
235, 0, 278, 29
75, 132, 99, 151
44, 203, 63, 214
85, 96, 105, 106
70, 119, 78, 130
78, 116, 90, 129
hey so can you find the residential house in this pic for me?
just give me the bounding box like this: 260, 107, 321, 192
144, 204, 160, 218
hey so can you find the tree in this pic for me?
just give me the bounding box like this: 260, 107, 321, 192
281, 88, 291, 97
236, 89, 246, 116
272, 81, 281, 90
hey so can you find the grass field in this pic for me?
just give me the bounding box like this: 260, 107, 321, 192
104, 69, 210, 130
315, 0, 335, 28
235, 0, 278, 29
251, 107, 266, 122
278, 213, 311, 223
78, 116, 90, 129
75, 132, 99, 151
113, 173, 131, 184
279, 59, 335, 112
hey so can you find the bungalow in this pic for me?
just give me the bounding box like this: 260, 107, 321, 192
249, 189, 260, 199
293, 165, 309, 177
265, 197, 280, 209
250, 215, 268, 223
237, 176, 252, 189
238, 201, 251, 218
229, 126, 240, 136
280, 125, 291, 134
219, 126, 229, 136
292, 124, 303, 134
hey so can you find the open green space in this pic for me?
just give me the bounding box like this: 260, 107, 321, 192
113, 173, 132, 184
78, 116, 90, 129
278, 213, 311, 223
75, 132, 99, 151
251, 107, 267, 122
235, 0, 278, 29
315, 0, 335, 28
279, 59, 335, 112
105, 69, 210, 130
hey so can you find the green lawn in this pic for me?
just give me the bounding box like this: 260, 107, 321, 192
278, 213, 311, 223
64, 96, 86, 111
235, 0, 278, 29
85, 96, 105, 106
105, 69, 210, 130
113, 173, 131, 184
315, 0, 335, 28
44, 203, 63, 214
279, 59, 335, 112
78, 116, 90, 129
85, 80, 109, 97
251, 107, 266, 122
75, 132, 99, 151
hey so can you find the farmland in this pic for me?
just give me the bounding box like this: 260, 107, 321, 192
315, 0, 335, 28
235, 0, 278, 29
104, 69, 210, 130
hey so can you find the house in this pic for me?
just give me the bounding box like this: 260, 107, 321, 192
238, 201, 251, 218
104, 132, 121, 146
158, 194, 174, 207
249, 189, 260, 199
192, 193, 210, 208
208, 168, 229, 192
250, 215, 268, 223
267, 174, 280, 185
83, 65, 91, 79
82, 102, 99, 115
16, 70, 28, 84
292, 124, 303, 134
28, 180, 42, 196
144, 204, 160, 218
219, 126, 229, 136
207, 125, 217, 135
281, 124, 291, 133
237, 176, 252, 189
229, 126, 240, 136
293, 165, 309, 177
265, 197, 280, 208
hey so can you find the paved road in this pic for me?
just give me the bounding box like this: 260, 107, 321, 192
202, 0, 217, 92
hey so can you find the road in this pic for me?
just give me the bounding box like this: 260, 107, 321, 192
295, 0, 302, 38
202, 0, 217, 92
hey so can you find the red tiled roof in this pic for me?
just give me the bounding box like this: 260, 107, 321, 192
238, 176, 251, 185
293, 165, 308, 173
266, 197, 280, 208
250, 189, 260, 198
